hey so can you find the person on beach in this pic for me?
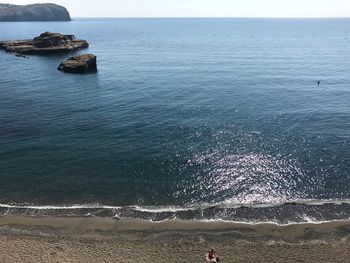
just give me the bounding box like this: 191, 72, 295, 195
206, 248, 221, 262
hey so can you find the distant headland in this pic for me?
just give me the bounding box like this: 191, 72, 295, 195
0, 3, 71, 21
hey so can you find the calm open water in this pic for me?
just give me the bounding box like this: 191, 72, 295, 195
0, 19, 349, 223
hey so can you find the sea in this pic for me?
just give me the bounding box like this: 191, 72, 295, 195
0, 18, 349, 224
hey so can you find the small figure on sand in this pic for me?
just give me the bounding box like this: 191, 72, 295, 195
205, 248, 221, 262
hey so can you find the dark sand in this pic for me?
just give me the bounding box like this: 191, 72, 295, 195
0, 217, 349, 262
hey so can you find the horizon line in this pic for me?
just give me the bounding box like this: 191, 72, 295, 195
71, 16, 350, 19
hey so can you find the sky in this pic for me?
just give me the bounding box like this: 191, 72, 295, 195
1, 0, 350, 18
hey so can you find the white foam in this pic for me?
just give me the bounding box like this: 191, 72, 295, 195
130, 205, 198, 213
0, 198, 349, 212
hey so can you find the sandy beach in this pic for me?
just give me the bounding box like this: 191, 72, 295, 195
0, 217, 349, 262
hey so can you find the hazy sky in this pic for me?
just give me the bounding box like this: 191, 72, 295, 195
2, 0, 350, 18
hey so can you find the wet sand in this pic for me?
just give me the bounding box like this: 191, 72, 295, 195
0, 217, 349, 262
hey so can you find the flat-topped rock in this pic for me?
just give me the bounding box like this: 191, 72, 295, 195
58, 54, 97, 74
0, 32, 88, 55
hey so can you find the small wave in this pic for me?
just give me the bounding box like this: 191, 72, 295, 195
0, 198, 348, 212
1, 198, 350, 211
0, 199, 350, 225
130, 205, 198, 213
219, 198, 350, 208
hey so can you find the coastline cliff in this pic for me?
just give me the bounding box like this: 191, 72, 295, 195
0, 3, 71, 21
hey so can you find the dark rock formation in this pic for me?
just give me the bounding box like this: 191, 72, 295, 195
58, 54, 97, 74
0, 3, 71, 21
15, 53, 27, 58
0, 32, 89, 54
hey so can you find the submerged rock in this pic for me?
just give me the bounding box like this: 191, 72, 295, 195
58, 54, 97, 74
15, 53, 27, 58
0, 32, 88, 55
0, 3, 71, 21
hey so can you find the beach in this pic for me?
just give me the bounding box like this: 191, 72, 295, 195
0, 217, 349, 262
0, 17, 350, 263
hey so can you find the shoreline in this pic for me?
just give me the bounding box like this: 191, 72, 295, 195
1, 216, 350, 241
0, 216, 349, 262
1, 201, 350, 224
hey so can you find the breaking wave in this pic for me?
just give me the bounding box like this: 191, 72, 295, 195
1, 199, 349, 225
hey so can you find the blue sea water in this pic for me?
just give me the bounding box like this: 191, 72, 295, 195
0, 19, 350, 223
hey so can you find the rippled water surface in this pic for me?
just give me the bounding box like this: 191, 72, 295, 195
0, 19, 349, 222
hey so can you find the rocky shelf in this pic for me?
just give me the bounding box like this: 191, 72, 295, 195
0, 32, 89, 55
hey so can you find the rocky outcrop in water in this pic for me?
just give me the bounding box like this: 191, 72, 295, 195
0, 3, 71, 21
0, 32, 89, 55
58, 54, 97, 74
